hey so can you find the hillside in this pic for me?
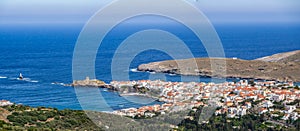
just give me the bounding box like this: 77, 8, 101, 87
0, 105, 104, 130
138, 50, 300, 82
0, 104, 186, 131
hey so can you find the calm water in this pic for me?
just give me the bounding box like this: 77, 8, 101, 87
0, 22, 299, 111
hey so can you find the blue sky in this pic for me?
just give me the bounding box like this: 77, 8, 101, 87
0, 0, 299, 24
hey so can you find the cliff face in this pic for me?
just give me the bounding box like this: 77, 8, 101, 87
138, 50, 300, 82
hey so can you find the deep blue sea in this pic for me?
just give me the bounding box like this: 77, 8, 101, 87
0, 22, 299, 111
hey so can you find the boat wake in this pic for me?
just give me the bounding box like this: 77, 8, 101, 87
30, 80, 39, 83
16, 78, 39, 83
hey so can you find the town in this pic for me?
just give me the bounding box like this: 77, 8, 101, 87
110, 79, 300, 124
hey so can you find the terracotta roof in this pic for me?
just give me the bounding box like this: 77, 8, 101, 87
257, 94, 265, 98
228, 94, 236, 97
259, 108, 267, 112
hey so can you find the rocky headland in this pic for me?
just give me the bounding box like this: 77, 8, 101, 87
137, 50, 300, 82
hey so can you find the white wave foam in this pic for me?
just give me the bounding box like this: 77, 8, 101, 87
130, 68, 141, 72
0, 76, 7, 79
51, 82, 64, 85
149, 72, 156, 74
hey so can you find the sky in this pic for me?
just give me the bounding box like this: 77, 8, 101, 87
0, 0, 299, 25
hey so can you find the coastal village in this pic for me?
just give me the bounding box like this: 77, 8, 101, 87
2, 77, 300, 128
109, 79, 300, 124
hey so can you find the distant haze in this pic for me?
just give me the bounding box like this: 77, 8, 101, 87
0, 0, 299, 24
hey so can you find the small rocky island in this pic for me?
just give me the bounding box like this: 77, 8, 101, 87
138, 50, 300, 82
70, 77, 106, 87
65, 77, 117, 90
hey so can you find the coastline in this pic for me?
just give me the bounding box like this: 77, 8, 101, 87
2, 78, 299, 130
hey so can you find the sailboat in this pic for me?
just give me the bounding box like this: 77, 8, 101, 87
19, 73, 23, 80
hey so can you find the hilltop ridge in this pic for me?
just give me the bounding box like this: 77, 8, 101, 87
256, 50, 300, 63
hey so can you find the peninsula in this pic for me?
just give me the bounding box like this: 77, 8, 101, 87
138, 50, 300, 82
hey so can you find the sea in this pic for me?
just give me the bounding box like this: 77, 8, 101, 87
0, 20, 299, 111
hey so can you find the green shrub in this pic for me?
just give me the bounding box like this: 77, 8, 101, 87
37, 115, 47, 121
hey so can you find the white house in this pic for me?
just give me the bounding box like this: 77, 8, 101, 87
285, 105, 296, 113
262, 100, 274, 108
0, 100, 13, 106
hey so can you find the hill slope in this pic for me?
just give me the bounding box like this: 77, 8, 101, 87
0, 105, 183, 131
138, 50, 300, 82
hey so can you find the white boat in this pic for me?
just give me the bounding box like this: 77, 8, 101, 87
19, 73, 23, 80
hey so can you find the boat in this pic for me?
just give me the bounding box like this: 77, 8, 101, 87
19, 73, 23, 80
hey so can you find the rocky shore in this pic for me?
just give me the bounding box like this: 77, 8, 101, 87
138, 50, 300, 82
65, 77, 117, 90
